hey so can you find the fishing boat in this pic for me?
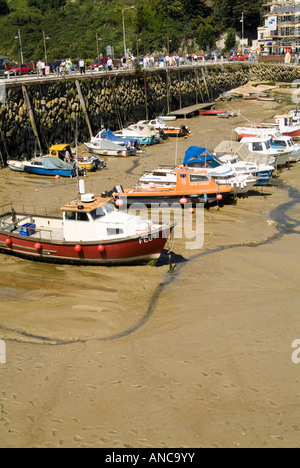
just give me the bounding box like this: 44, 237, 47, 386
0, 188, 174, 265
240, 136, 289, 167
85, 139, 130, 157
87, 130, 141, 153
138, 119, 190, 138
49, 144, 104, 172
213, 141, 275, 185
114, 123, 160, 145
112, 167, 233, 206
75, 153, 106, 171
23, 157, 84, 178
235, 115, 300, 140
139, 166, 256, 196
270, 135, 300, 162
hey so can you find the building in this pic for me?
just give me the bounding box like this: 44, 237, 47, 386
254, 0, 300, 55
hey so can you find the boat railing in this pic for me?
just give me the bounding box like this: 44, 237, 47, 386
0, 203, 60, 217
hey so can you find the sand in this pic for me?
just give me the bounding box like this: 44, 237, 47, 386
0, 83, 300, 448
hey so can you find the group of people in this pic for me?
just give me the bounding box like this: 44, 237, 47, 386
36, 58, 82, 76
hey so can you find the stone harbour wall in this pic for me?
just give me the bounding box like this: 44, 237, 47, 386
0, 63, 299, 163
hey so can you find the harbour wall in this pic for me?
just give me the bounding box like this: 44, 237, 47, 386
0, 63, 300, 163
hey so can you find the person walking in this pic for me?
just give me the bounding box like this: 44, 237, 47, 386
66, 58, 72, 75
36, 60, 42, 77
79, 58, 85, 74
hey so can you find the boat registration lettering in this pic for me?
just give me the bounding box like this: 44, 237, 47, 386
139, 235, 158, 244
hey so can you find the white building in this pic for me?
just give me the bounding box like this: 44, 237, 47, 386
254, 0, 300, 55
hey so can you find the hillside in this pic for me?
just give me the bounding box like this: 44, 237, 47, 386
0, 0, 262, 63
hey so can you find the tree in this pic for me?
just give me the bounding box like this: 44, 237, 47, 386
196, 20, 216, 51
225, 28, 236, 51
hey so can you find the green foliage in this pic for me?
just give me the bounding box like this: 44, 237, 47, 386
0, 0, 262, 62
225, 28, 236, 51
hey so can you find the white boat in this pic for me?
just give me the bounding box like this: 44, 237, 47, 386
271, 135, 300, 162
114, 123, 160, 145
7, 160, 25, 172
158, 115, 177, 121
85, 139, 129, 157
138, 119, 190, 137
236, 115, 300, 140
213, 141, 275, 185
0, 185, 174, 265
240, 136, 289, 167
139, 166, 257, 196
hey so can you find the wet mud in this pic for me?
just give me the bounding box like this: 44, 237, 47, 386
0, 85, 300, 448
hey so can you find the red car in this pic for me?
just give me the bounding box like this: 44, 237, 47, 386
5, 64, 31, 76
230, 55, 249, 62
90, 58, 109, 70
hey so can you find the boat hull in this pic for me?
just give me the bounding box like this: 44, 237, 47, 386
24, 166, 75, 177
199, 110, 227, 115
0, 224, 173, 265
7, 161, 25, 172
114, 192, 231, 206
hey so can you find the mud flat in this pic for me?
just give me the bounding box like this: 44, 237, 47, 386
0, 87, 300, 448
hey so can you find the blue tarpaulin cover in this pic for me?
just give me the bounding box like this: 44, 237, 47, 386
182, 146, 219, 167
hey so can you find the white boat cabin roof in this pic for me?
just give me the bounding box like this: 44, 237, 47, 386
241, 136, 271, 143
61, 196, 113, 213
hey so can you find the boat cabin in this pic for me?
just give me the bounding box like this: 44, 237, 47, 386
61, 195, 130, 242
49, 144, 74, 163
271, 135, 294, 149
274, 115, 293, 129
241, 136, 272, 153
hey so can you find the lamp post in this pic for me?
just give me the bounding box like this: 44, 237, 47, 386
43, 31, 50, 64
240, 12, 244, 54
122, 5, 135, 58
96, 33, 102, 59
136, 37, 142, 56
15, 29, 24, 64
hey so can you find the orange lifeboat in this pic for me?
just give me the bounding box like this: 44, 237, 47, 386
113, 167, 233, 206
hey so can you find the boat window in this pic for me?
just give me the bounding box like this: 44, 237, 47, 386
265, 141, 270, 150
90, 208, 105, 220
107, 227, 124, 236
65, 211, 76, 220
189, 174, 210, 183
252, 142, 263, 151
77, 212, 89, 222
64, 211, 89, 221
273, 140, 286, 147
103, 203, 115, 214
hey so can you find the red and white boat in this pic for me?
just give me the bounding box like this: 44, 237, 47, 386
0, 191, 174, 265
235, 115, 300, 140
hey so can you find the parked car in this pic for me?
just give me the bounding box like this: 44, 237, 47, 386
89, 57, 121, 71
89, 58, 109, 70
229, 55, 249, 62
4, 64, 31, 76
0, 64, 7, 77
